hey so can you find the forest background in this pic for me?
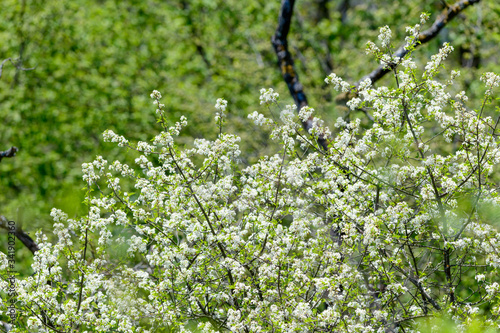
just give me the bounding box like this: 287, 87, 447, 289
0, 0, 499, 288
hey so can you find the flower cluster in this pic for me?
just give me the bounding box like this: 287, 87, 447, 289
481, 72, 500, 96
324, 73, 350, 92
214, 98, 228, 122
424, 42, 454, 77
259, 87, 279, 106
378, 25, 392, 48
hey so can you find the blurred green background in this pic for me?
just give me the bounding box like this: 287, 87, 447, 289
0, 0, 499, 259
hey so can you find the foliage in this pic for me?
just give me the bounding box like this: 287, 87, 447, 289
2, 20, 500, 331
0, 0, 499, 233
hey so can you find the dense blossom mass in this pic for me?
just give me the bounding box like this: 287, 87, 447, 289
2, 23, 500, 333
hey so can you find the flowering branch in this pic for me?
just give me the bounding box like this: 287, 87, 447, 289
357, 0, 481, 87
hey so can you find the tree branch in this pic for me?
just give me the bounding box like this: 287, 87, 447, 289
0, 215, 39, 254
357, 0, 481, 87
272, 0, 329, 151
0, 146, 18, 163
0, 146, 39, 254
0, 58, 35, 80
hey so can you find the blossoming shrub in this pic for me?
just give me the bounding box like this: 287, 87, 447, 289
2, 21, 500, 333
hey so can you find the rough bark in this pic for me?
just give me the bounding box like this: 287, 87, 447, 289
272, 0, 329, 151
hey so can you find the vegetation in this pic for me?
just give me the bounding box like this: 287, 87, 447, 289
1, 0, 500, 332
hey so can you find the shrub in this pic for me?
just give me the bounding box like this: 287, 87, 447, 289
2, 22, 500, 333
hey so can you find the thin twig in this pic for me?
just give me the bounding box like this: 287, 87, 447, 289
0, 58, 35, 79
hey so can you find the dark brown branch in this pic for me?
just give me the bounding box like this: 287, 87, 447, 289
0, 145, 37, 253
272, 0, 329, 151
0, 215, 39, 254
0, 146, 18, 162
407, 276, 442, 311
0, 148, 37, 253
357, 0, 481, 87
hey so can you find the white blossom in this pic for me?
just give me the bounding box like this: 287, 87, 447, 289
378, 25, 392, 48
259, 88, 279, 105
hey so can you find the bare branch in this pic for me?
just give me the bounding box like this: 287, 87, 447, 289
0, 216, 39, 254
0, 147, 18, 163
357, 0, 481, 87
272, 0, 329, 151
0, 58, 35, 80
